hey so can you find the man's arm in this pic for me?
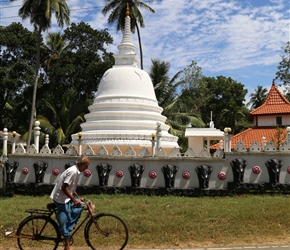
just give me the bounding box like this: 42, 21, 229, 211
61, 183, 81, 206
73, 191, 85, 202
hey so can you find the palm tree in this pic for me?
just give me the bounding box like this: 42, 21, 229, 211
36, 89, 89, 147
9, 0, 70, 146
149, 59, 205, 151
102, 0, 155, 70
247, 85, 268, 110
42, 32, 67, 70
220, 105, 246, 134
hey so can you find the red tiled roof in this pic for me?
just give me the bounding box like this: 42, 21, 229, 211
210, 82, 290, 150
211, 127, 287, 150
250, 82, 290, 116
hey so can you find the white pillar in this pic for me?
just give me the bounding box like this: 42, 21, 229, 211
78, 132, 82, 155
156, 122, 162, 149
2, 128, 8, 156
223, 127, 232, 153
34, 121, 41, 153
12, 131, 17, 154
151, 133, 156, 157
207, 138, 210, 152
262, 136, 266, 151
45, 134, 49, 147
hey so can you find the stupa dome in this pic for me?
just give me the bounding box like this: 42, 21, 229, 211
71, 11, 178, 151
96, 67, 156, 100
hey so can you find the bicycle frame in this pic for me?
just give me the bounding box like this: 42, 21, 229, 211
69, 212, 90, 239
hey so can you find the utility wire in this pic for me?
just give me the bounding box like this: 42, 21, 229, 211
0, 0, 161, 20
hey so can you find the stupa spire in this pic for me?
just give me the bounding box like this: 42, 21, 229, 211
113, 4, 139, 67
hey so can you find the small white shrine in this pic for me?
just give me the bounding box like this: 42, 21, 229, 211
185, 120, 224, 154
71, 10, 178, 152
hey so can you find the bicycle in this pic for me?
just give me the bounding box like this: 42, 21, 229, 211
6, 199, 129, 250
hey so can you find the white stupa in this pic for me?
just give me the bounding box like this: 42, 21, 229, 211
71, 9, 178, 151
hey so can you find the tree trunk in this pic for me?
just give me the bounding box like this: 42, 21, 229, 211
135, 23, 143, 70
27, 28, 41, 146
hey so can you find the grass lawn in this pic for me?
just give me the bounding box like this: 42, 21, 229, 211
1, 194, 290, 249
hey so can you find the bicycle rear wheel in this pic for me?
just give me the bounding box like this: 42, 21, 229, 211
16, 215, 61, 250
85, 213, 129, 250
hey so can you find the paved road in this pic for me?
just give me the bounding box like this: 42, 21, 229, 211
1, 245, 290, 250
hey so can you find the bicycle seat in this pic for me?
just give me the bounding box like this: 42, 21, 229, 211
47, 203, 56, 211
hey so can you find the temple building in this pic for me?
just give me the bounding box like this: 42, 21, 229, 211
211, 81, 290, 150
71, 10, 179, 153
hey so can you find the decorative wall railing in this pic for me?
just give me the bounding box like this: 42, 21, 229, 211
2, 123, 290, 197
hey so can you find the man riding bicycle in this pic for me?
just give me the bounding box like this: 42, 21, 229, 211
50, 155, 90, 250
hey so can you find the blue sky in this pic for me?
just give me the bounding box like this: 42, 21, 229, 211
1, 0, 289, 102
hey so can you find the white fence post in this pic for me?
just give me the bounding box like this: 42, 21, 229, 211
34, 121, 41, 153
156, 122, 162, 149
11, 131, 17, 154
2, 128, 8, 156
78, 132, 83, 155
151, 133, 156, 157
223, 127, 232, 153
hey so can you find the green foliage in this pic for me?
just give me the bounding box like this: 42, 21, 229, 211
0, 23, 38, 131
42, 32, 68, 69
102, 0, 155, 69
276, 41, 290, 89
0, 22, 113, 143
200, 76, 248, 133
247, 85, 268, 110
38, 89, 90, 146
271, 126, 286, 149
9, 0, 70, 145
12, 0, 70, 31
40, 22, 114, 103
149, 59, 205, 151
102, 0, 155, 33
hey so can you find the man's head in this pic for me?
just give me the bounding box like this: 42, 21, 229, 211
76, 155, 90, 172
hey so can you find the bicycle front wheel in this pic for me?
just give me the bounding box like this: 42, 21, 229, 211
16, 215, 61, 250
85, 213, 129, 250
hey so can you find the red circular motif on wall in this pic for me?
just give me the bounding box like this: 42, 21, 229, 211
52, 168, 60, 176
148, 170, 157, 179
84, 169, 92, 177
182, 171, 190, 179
218, 172, 227, 180
287, 166, 290, 174
252, 166, 261, 174
116, 170, 124, 178
22, 167, 29, 175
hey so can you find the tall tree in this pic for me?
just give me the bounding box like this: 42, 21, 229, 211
42, 32, 67, 70
179, 61, 210, 111
150, 59, 177, 107
102, 0, 155, 70
276, 41, 290, 88
149, 59, 205, 151
39, 22, 114, 106
9, 0, 70, 146
201, 76, 248, 133
0, 23, 37, 132
247, 85, 268, 110
34, 89, 89, 147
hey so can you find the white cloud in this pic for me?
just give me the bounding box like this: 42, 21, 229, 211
1, 0, 288, 94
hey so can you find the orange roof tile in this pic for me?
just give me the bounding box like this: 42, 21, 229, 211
211, 127, 287, 149
250, 83, 290, 116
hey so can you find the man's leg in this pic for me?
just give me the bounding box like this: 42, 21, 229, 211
64, 239, 71, 250
54, 202, 72, 250
67, 197, 84, 232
